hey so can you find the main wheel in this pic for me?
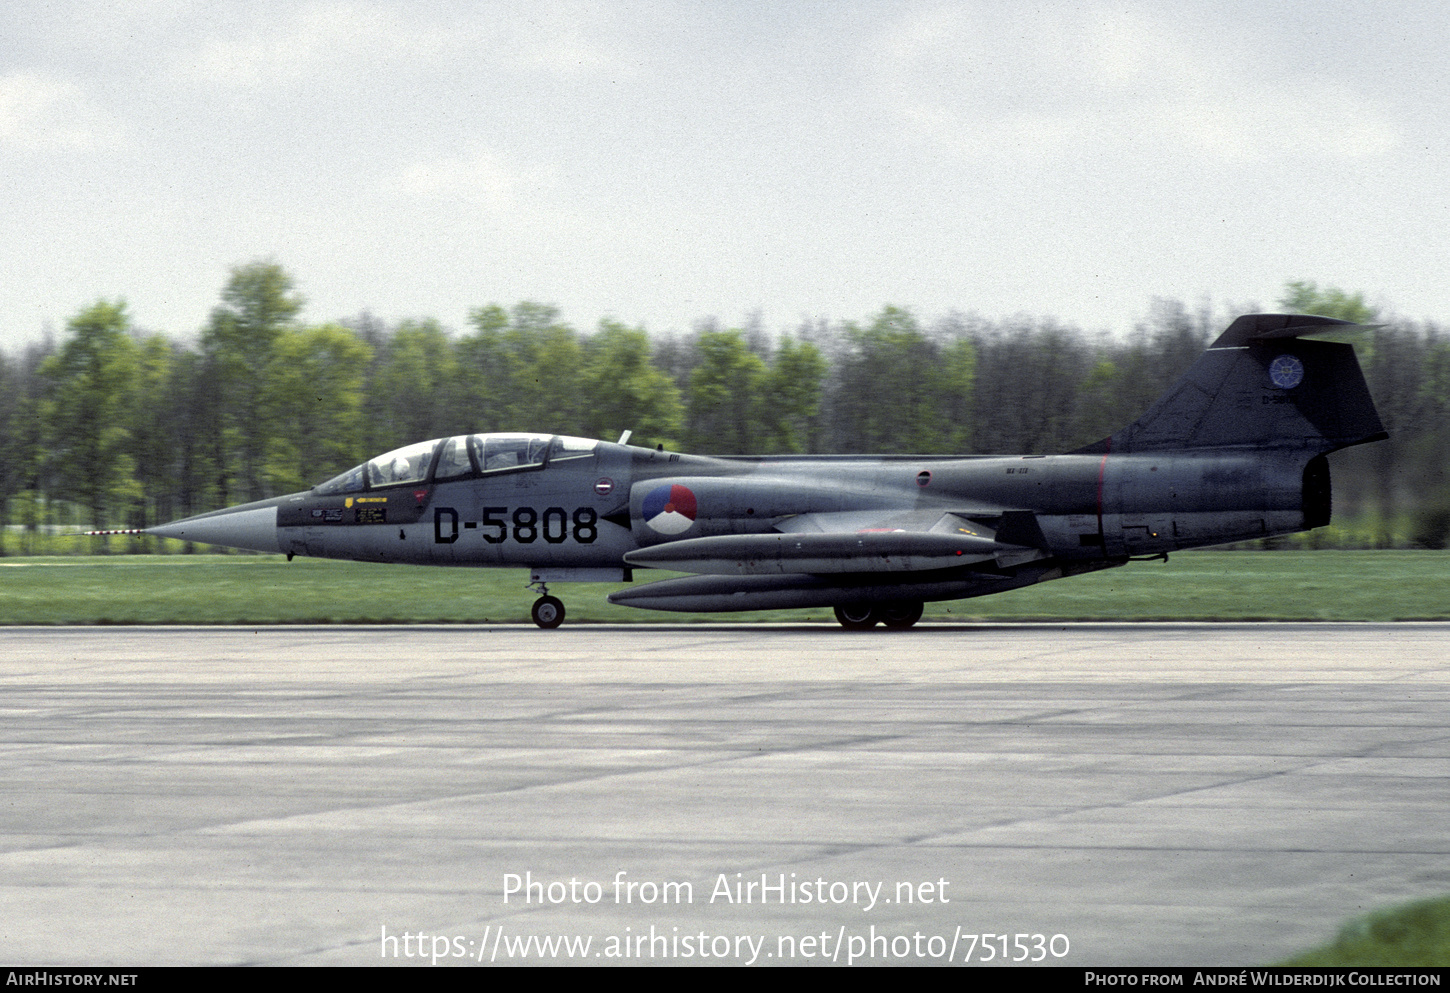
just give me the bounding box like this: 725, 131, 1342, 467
878, 600, 924, 629
531, 595, 565, 629
833, 603, 879, 630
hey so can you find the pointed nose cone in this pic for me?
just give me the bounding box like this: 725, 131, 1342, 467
148, 501, 282, 554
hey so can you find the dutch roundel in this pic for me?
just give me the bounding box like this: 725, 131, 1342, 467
642, 484, 698, 535
1269, 354, 1305, 390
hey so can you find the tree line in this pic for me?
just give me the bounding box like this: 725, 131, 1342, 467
3, 263, 1447, 551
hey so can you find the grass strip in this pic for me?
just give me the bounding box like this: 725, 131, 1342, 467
0, 550, 1444, 625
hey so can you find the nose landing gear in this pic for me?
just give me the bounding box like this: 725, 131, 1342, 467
531, 595, 565, 629
527, 580, 566, 629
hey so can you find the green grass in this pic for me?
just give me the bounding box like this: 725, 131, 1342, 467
0, 550, 1445, 624
961, 549, 1450, 622
1279, 895, 1450, 966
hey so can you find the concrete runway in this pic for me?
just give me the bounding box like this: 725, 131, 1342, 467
0, 623, 1446, 966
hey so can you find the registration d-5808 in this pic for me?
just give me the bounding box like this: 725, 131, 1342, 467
433, 507, 599, 545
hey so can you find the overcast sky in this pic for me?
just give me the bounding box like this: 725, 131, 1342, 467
3, 0, 1447, 350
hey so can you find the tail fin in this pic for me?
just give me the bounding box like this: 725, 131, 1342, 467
1074, 314, 1387, 455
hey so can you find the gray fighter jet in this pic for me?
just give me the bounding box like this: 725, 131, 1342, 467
138, 313, 1386, 628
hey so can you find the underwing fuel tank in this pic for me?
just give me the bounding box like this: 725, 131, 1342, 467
605, 561, 1095, 612
623, 530, 1017, 574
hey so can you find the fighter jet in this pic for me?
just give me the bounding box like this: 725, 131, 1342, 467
136, 313, 1385, 628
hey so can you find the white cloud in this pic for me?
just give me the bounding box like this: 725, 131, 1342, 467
175, 0, 618, 88
393, 150, 533, 210
1153, 83, 1398, 163
502, 0, 617, 76
872, 3, 1398, 163
0, 73, 116, 150
178, 3, 439, 86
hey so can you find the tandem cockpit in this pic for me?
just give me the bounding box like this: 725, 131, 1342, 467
314, 433, 601, 494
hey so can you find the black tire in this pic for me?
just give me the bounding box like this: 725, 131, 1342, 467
878, 600, 924, 629
833, 603, 878, 630
531, 596, 565, 629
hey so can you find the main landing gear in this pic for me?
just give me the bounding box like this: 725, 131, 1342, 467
832, 600, 924, 631
527, 580, 565, 629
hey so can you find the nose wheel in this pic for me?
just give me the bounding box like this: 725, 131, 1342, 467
526, 579, 566, 629
531, 595, 565, 629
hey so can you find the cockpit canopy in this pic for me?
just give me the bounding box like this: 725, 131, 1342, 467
314, 433, 599, 495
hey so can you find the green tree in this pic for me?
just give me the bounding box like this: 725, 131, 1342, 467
1411, 326, 1450, 546
202, 260, 305, 502
684, 330, 768, 453
1361, 323, 1433, 546
1072, 359, 1130, 446
458, 303, 583, 435
367, 318, 461, 452
455, 304, 511, 433
164, 348, 220, 525
971, 318, 1091, 454
1280, 280, 1378, 324
1066, 299, 1212, 450
261, 324, 374, 493
0, 347, 45, 554
128, 334, 181, 546
650, 331, 703, 396
936, 336, 977, 453
579, 319, 683, 446
39, 300, 142, 545
831, 307, 973, 453
512, 306, 585, 435
759, 336, 827, 452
